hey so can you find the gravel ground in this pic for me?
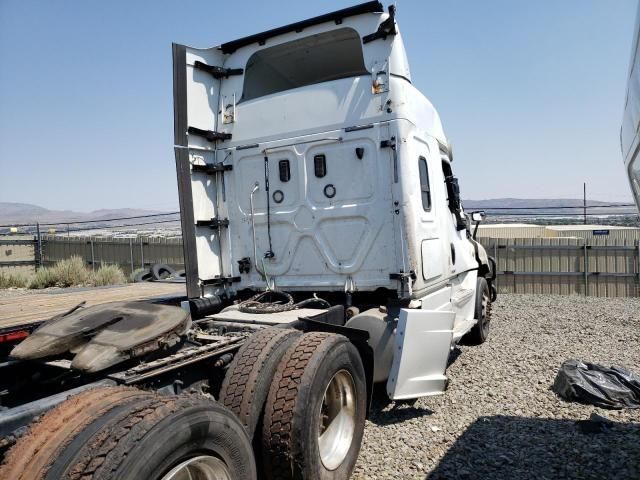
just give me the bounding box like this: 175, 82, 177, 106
0, 288, 33, 299
352, 294, 640, 480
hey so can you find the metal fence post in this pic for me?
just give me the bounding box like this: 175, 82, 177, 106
129, 238, 134, 274
90, 238, 95, 272
637, 241, 640, 298
493, 242, 498, 291
35, 223, 42, 270
140, 237, 145, 269
584, 241, 588, 297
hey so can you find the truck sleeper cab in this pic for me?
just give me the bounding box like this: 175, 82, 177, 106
174, 0, 495, 398
0, 4, 496, 480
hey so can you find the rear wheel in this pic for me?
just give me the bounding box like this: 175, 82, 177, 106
219, 327, 301, 439
0, 386, 154, 480
0, 387, 257, 480
262, 332, 366, 480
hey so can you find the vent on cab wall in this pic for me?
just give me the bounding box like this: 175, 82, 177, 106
314, 154, 326, 178
279, 160, 290, 182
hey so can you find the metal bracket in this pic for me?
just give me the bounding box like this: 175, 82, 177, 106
363, 5, 397, 44
188, 126, 232, 142
380, 137, 398, 182
201, 276, 241, 286
237, 257, 251, 274
194, 61, 244, 79
380, 138, 396, 149
191, 163, 233, 174
389, 271, 416, 282
196, 218, 229, 229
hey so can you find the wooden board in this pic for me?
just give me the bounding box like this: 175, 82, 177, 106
0, 282, 186, 331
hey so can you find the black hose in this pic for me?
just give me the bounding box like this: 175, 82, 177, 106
238, 291, 331, 314
263, 156, 274, 258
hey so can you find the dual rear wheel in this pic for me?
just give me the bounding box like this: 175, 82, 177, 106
219, 328, 367, 480
1, 328, 367, 480
0, 387, 257, 480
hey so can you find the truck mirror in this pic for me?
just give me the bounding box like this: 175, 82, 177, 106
471, 211, 485, 223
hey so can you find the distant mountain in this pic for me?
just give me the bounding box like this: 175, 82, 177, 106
1, 202, 51, 218
463, 198, 636, 217
0, 202, 169, 225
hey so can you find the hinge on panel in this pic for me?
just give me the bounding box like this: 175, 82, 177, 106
194, 61, 244, 79
191, 163, 233, 174
196, 218, 229, 229
188, 126, 232, 142
380, 138, 396, 149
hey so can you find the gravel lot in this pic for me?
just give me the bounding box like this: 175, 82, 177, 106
353, 294, 640, 480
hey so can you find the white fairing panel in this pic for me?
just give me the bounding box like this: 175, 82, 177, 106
622, 2, 640, 210
386, 308, 455, 400
226, 126, 396, 291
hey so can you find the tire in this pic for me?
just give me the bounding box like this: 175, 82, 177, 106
262, 332, 367, 480
133, 269, 153, 282
151, 263, 176, 280
219, 327, 302, 439
63, 394, 257, 480
0, 388, 257, 480
0, 386, 155, 480
465, 277, 492, 345
173, 269, 186, 278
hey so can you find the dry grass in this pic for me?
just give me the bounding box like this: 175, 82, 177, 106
48, 256, 91, 287
0, 257, 128, 289
0, 271, 30, 289
91, 264, 127, 286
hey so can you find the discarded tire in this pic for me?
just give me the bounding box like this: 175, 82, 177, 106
219, 327, 302, 439
262, 332, 366, 480
0, 387, 257, 480
133, 268, 153, 282
151, 263, 176, 280
465, 277, 491, 345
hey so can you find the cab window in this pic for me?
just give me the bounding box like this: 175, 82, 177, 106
242, 28, 368, 101
419, 156, 431, 211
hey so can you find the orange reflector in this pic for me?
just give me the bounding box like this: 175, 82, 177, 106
0, 330, 29, 343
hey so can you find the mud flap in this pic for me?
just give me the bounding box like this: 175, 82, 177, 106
386, 309, 455, 400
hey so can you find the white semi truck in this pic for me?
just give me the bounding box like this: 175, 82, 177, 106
0, 3, 496, 479
622, 2, 640, 211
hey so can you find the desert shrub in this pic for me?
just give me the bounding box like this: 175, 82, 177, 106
28, 268, 57, 289
48, 256, 90, 287
0, 271, 30, 288
91, 264, 127, 286
18, 257, 128, 289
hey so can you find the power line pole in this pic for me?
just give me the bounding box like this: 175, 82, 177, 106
583, 182, 587, 225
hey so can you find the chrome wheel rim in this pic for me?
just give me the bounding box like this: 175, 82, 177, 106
318, 369, 357, 471
161, 455, 232, 480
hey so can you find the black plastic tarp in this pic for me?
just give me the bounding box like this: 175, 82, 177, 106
552, 359, 640, 409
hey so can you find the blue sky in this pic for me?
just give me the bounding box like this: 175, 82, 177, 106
0, 0, 637, 211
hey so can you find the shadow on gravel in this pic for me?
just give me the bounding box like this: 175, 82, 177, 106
426, 415, 640, 480
367, 385, 434, 426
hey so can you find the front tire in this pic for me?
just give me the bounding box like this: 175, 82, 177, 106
465, 277, 492, 345
262, 332, 366, 480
